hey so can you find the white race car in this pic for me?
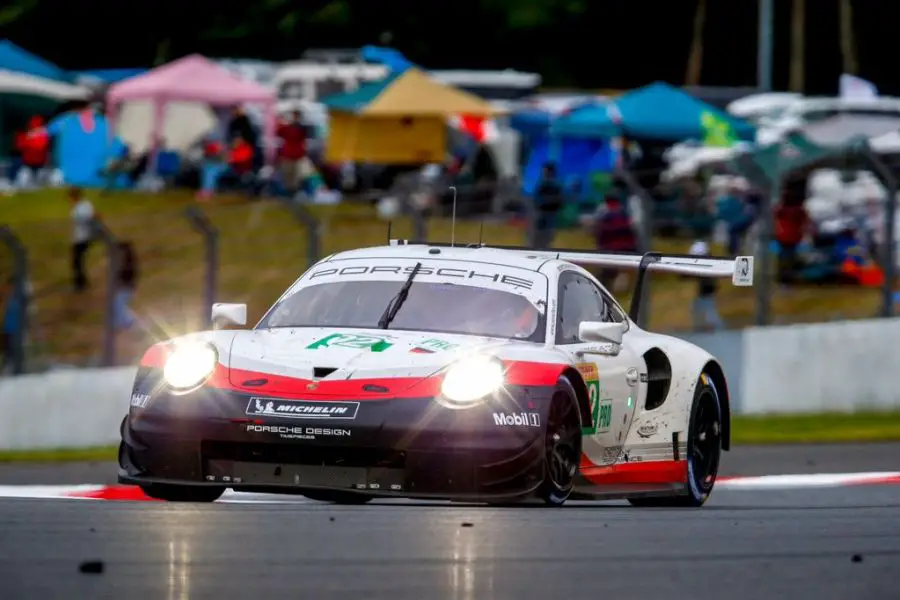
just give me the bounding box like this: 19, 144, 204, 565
119, 240, 753, 506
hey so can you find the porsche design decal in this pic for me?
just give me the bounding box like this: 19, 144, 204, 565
577, 362, 613, 436
306, 332, 393, 352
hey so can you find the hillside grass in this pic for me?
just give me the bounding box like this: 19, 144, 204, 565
0, 188, 883, 365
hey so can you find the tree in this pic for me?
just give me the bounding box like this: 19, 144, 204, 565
838, 0, 858, 74
789, 0, 805, 91
685, 0, 707, 85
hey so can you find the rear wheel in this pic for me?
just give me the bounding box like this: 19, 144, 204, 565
628, 372, 722, 507
538, 376, 583, 506
140, 484, 225, 503
302, 490, 373, 504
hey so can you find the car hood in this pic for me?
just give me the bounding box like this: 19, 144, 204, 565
228, 327, 512, 393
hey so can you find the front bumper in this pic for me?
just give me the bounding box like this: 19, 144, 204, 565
120, 381, 554, 500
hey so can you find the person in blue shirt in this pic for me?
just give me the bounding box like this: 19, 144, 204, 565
714, 184, 754, 255
533, 162, 564, 248
1, 275, 27, 374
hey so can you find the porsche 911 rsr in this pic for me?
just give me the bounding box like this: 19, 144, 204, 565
119, 240, 753, 506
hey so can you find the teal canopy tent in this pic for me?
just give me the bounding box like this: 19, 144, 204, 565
552, 81, 755, 143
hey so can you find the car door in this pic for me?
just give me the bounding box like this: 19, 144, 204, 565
556, 270, 640, 466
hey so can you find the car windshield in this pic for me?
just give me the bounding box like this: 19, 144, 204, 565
258, 280, 546, 342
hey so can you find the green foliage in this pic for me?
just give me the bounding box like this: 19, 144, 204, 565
0, 0, 37, 27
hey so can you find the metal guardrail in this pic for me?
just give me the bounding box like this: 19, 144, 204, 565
91, 219, 119, 367
279, 200, 322, 268
184, 207, 220, 328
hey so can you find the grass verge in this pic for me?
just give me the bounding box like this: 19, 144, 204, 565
0, 189, 884, 365
730, 411, 900, 444
1, 412, 898, 462
0, 445, 118, 463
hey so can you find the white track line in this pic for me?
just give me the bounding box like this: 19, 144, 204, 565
0, 484, 106, 498
717, 471, 900, 489
0, 471, 897, 502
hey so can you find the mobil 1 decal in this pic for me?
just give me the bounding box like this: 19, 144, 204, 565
576, 363, 613, 436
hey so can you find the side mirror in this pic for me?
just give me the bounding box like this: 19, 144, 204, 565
211, 303, 247, 328
578, 321, 624, 345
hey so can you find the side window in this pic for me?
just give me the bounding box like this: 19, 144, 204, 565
598, 288, 627, 325
556, 272, 609, 344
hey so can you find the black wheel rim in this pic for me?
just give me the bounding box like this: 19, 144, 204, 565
691, 389, 721, 492
546, 394, 580, 492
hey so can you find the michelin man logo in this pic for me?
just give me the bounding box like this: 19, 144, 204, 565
255, 399, 276, 414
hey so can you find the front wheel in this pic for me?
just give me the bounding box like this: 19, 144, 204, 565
302, 490, 373, 504
538, 376, 583, 506
628, 372, 722, 508
140, 484, 225, 503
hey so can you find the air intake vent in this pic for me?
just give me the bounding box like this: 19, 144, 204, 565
313, 367, 338, 379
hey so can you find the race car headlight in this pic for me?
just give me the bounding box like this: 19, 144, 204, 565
440, 355, 505, 405
163, 342, 218, 391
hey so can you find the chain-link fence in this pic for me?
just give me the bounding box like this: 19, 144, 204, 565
1, 156, 897, 373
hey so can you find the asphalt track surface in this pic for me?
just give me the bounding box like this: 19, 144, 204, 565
2, 441, 899, 484
1, 444, 899, 600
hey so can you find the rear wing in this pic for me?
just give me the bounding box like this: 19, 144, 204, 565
388, 240, 754, 324
388, 240, 754, 286
530, 249, 753, 286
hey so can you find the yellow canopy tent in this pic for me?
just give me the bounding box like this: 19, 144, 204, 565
323, 68, 503, 165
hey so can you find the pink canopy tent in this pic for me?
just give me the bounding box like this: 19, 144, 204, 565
106, 53, 277, 163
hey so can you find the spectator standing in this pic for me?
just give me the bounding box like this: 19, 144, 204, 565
594, 192, 639, 291
114, 242, 138, 331
774, 192, 811, 283
533, 162, 564, 248
70, 187, 96, 292
227, 105, 257, 146
689, 240, 724, 331
714, 182, 753, 255
0, 276, 25, 373
276, 110, 308, 196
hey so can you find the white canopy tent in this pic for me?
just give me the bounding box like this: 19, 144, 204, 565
0, 69, 89, 100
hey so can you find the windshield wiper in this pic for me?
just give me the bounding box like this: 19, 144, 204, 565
378, 262, 422, 329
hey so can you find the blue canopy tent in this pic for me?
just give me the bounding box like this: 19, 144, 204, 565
509, 100, 607, 139
360, 46, 415, 74
545, 103, 620, 140
508, 108, 554, 139
552, 81, 754, 143
0, 40, 70, 82
521, 136, 615, 195
76, 68, 148, 83
513, 103, 618, 213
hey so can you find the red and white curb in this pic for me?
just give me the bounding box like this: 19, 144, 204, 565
0, 472, 898, 502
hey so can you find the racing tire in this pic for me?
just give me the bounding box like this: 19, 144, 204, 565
140, 484, 225, 503
302, 490, 374, 505
628, 371, 722, 508
538, 376, 583, 507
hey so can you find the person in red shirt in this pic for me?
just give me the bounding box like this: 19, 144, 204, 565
276, 110, 308, 194
774, 192, 811, 283
20, 116, 50, 184
228, 136, 254, 176
203, 139, 223, 161
594, 193, 639, 291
